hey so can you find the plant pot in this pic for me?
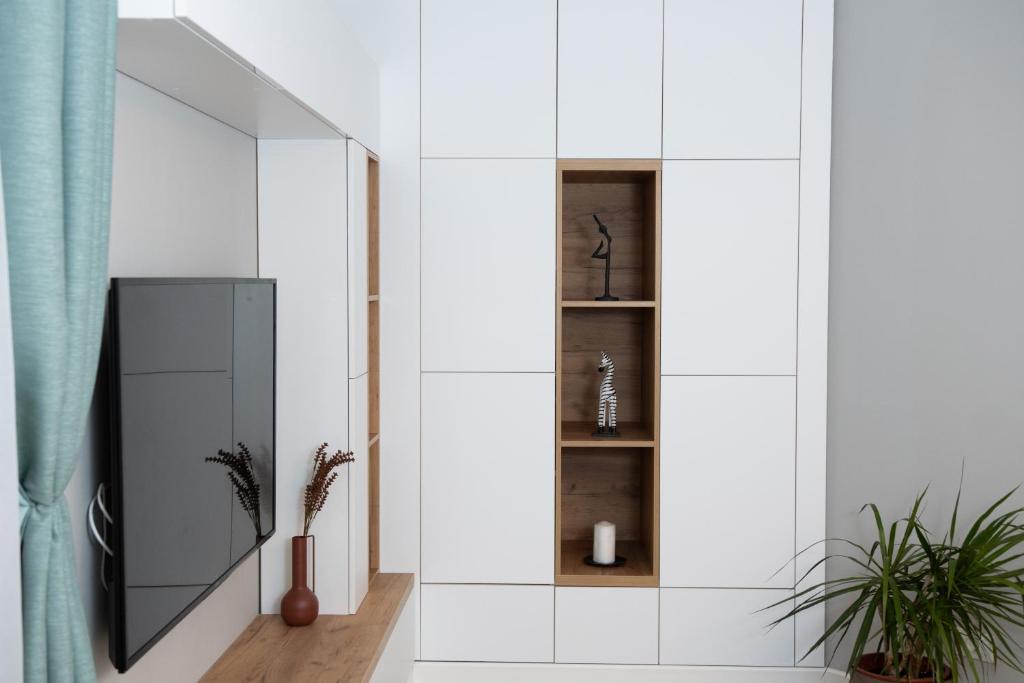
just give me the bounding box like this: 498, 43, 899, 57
281, 535, 318, 626
853, 653, 951, 682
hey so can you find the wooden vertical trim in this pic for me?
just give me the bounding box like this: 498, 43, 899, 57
554, 163, 564, 582
367, 154, 381, 582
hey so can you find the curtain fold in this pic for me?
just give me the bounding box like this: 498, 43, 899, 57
0, 1, 117, 681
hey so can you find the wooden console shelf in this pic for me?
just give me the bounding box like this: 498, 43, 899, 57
555, 159, 661, 588
201, 573, 413, 683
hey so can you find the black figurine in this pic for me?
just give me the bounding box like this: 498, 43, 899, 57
590, 215, 618, 302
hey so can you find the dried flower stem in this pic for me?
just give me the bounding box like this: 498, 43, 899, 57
302, 442, 354, 536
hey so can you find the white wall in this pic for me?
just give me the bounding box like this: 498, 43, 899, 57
0, 152, 24, 683
828, 2, 1024, 680
68, 73, 259, 682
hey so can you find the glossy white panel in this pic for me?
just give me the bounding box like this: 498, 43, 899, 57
421, 584, 554, 663
257, 140, 349, 614
174, 0, 379, 149
422, 373, 554, 584
662, 161, 799, 375
661, 376, 795, 588
422, 159, 555, 372
660, 589, 794, 666
663, 0, 802, 159
557, 0, 662, 158
422, 0, 556, 157
349, 141, 369, 378
116, 19, 339, 140
555, 588, 658, 665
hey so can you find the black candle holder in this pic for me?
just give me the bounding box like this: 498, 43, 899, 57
584, 554, 627, 568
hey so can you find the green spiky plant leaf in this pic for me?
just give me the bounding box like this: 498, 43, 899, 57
765, 487, 1024, 681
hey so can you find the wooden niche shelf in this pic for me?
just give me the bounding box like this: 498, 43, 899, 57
555, 159, 661, 588
367, 153, 381, 582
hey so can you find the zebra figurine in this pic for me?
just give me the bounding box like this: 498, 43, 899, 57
593, 351, 620, 437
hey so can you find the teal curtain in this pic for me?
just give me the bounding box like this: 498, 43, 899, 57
0, 1, 117, 681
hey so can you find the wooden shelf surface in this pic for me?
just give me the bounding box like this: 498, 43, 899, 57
561, 421, 654, 448
561, 300, 655, 309
558, 540, 656, 587
201, 573, 413, 683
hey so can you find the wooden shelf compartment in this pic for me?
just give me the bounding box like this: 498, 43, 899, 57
368, 301, 380, 436
556, 447, 657, 587
561, 300, 655, 309
555, 159, 661, 590
559, 161, 659, 303
561, 421, 653, 447
368, 438, 380, 580
560, 307, 657, 436
367, 155, 380, 298
366, 153, 380, 581
558, 540, 655, 587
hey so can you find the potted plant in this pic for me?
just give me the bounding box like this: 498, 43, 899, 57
281, 443, 354, 626
769, 487, 1024, 682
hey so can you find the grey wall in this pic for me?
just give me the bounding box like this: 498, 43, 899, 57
68, 73, 259, 682
827, 1, 1024, 679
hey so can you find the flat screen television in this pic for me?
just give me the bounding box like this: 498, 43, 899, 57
106, 278, 276, 672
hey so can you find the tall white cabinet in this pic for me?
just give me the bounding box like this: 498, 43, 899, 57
257, 140, 352, 614
257, 138, 377, 616
418, 0, 833, 669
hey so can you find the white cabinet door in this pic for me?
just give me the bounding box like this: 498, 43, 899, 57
660, 589, 794, 666
421, 584, 554, 663
557, 0, 662, 158
422, 373, 554, 584
663, 0, 803, 159
422, 0, 556, 157
348, 141, 368, 379
662, 161, 799, 375
347, 373, 369, 613
422, 160, 555, 372
661, 376, 795, 589
257, 140, 349, 614
555, 588, 658, 664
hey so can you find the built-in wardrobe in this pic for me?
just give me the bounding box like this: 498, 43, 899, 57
418, 0, 833, 667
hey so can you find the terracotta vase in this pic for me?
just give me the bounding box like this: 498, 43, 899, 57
853, 653, 951, 682
281, 535, 318, 626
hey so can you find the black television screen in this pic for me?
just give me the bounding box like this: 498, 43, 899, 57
107, 278, 276, 672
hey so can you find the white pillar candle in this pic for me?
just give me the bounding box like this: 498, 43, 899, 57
593, 521, 616, 565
